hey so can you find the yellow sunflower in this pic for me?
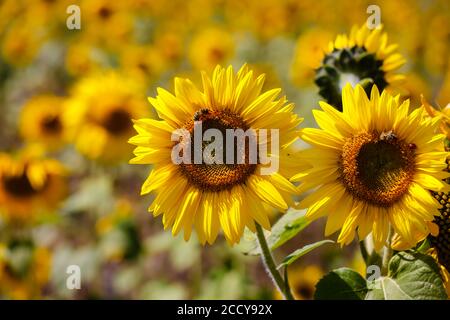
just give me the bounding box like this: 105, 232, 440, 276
188, 27, 235, 72
290, 28, 333, 87
0, 240, 51, 299
294, 84, 449, 250
65, 72, 149, 163
0, 150, 67, 223
274, 265, 323, 300
129, 65, 301, 245
19, 95, 68, 151
315, 24, 405, 110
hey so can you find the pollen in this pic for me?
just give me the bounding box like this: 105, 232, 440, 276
340, 132, 416, 207
179, 108, 257, 192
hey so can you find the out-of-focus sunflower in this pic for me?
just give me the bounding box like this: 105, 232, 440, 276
65, 72, 149, 163
188, 27, 235, 72
274, 265, 323, 300
1, 20, 44, 67
120, 45, 166, 82
129, 65, 301, 245
315, 24, 405, 110
64, 42, 105, 77
295, 84, 448, 250
19, 95, 68, 151
96, 199, 142, 262
154, 31, 185, 67
80, 0, 133, 49
0, 150, 67, 222
290, 28, 333, 87
0, 240, 51, 299
437, 62, 450, 108
397, 72, 431, 108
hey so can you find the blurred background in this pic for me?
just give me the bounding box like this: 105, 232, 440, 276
0, 0, 448, 299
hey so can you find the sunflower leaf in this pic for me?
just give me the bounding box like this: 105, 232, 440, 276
238, 208, 309, 255
365, 251, 447, 300
314, 267, 368, 300
278, 240, 334, 269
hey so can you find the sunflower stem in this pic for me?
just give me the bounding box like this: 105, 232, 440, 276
381, 225, 394, 276
359, 240, 369, 266
255, 223, 294, 300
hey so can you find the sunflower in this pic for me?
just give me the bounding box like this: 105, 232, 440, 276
315, 24, 405, 110
392, 158, 450, 297
429, 186, 450, 296
0, 150, 67, 222
129, 65, 301, 245
290, 28, 333, 87
0, 240, 51, 299
80, 0, 133, 50
274, 265, 323, 300
119, 45, 166, 82
19, 95, 68, 151
294, 84, 449, 250
188, 27, 235, 72
65, 72, 149, 163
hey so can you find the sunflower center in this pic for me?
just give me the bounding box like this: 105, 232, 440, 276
340, 132, 416, 207
98, 6, 112, 19
103, 109, 131, 135
2, 172, 39, 198
179, 108, 257, 192
295, 283, 314, 300
41, 115, 62, 134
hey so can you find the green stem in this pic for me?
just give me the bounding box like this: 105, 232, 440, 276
255, 223, 294, 300
359, 240, 369, 266
381, 225, 394, 276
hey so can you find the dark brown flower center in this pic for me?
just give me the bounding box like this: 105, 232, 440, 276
294, 283, 314, 300
41, 115, 62, 134
98, 6, 112, 19
179, 108, 257, 192
340, 132, 416, 207
2, 172, 41, 198
103, 109, 131, 135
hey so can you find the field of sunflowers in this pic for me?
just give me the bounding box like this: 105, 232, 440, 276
0, 0, 449, 301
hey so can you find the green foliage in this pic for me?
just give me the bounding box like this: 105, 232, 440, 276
315, 251, 447, 300
314, 268, 368, 300
239, 209, 310, 255
365, 251, 447, 300
278, 240, 334, 269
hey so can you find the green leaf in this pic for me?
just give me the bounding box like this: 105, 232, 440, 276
314, 268, 368, 300
365, 251, 447, 300
239, 208, 310, 255
278, 240, 334, 269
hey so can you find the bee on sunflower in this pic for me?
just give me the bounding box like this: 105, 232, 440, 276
0, 149, 67, 223
19, 95, 69, 151
0, 239, 51, 299
129, 65, 301, 245
294, 84, 449, 251
65, 72, 149, 163
314, 24, 406, 111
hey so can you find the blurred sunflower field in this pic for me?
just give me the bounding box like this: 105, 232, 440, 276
0, 0, 449, 300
